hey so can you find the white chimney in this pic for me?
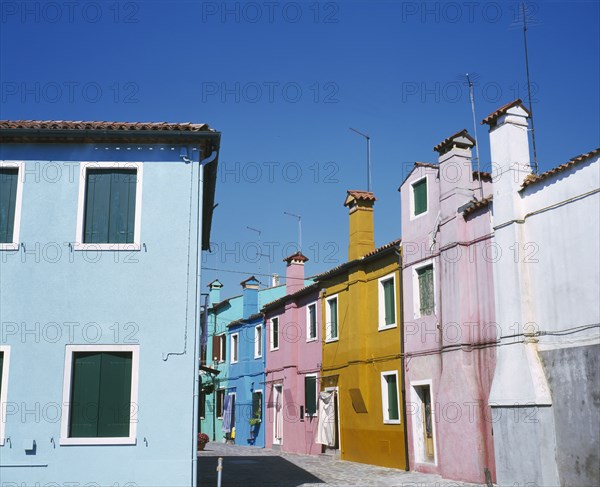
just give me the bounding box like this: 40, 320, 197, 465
271, 273, 280, 287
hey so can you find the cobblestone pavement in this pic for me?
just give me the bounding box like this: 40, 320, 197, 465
198, 443, 485, 487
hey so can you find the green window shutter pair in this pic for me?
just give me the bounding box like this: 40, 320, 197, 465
385, 374, 399, 421
304, 376, 317, 415
329, 298, 338, 338
0, 168, 18, 243
383, 279, 396, 325
69, 352, 132, 438
417, 265, 434, 315
413, 178, 427, 216
84, 169, 137, 244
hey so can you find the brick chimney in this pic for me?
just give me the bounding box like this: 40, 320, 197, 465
283, 251, 308, 294
344, 190, 376, 260
240, 276, 259, 319
207, 279, 223, 306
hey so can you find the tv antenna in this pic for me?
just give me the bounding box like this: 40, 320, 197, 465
246, 226, 265, 285
283, 211, 302, 252
349, 127, 372, 192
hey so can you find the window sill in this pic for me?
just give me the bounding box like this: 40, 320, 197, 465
409, 210, 428, 221
270, 347, 279, 352
306, 337, 318, 343
0, 243, 19, 251
254, 355, 262, 359
60, 436, 136, 446
73, 243, 141, 251
325, 337, 339, 343
378, 324, 397, 331
383, 420, 401, 425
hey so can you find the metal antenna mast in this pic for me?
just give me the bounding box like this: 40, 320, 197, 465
522, 1, 538, 173
283, 211, 302, 252
349, 127, 371, 192
466, 73, 484, 200
246, 226, 263, 284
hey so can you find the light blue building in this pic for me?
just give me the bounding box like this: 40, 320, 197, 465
0, 120, 220, 487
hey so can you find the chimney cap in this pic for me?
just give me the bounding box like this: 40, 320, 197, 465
481, 99, 531, 126
344, 190, 377, 207
433, 129, 475, 154
240, 276, 260, 287
283, 251, 309, 264
207, 279, 223, 289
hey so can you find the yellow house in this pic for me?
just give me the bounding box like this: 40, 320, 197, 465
316, 190, 407, 470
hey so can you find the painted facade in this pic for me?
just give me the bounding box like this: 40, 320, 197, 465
0, 120, 220, 486
263, 252, 322, 455
483, 100, 600, 487
317, 191, 407, 470
399, 130, 497, 483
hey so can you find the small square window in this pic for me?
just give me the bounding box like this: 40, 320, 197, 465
306, 303, 317, 341
60, 345, 139, 445
75, 163, 143, 251
412, 177, 427, 217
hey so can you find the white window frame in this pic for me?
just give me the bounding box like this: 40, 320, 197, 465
231, 333, 239, 364
410, 175, 429, 220
0, 346, 11, 445
306, 302, 318, 342
60, 344, 140, 446
410, 379, 438, 465
74, 162, 143, 251
216, 388, 225, 419
378, 273, 397, 331
254, 325, 262, 358
380, 370, 401, 425
270, 317, 280, 351
412, 259, 436, 319
218, 334, 226, 363
325, 295, 339, 342
0, 161, 24, 251
252, 389, 263, 420
304, 373, 318, 417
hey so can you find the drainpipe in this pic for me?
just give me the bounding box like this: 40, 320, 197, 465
190, 145, 219, 487
396, 246, 410, 471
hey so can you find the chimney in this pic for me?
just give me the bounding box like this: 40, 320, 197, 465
482, 99, 532, 223
207, 279, 223, 306
283, 252, 308, 294
240, 276, 260, 319
434, 129, 476, 222
344, 190, 376, 260
271, 273, 280, 287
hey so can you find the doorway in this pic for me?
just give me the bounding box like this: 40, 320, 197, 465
411, 381, 436, 464
324, 386, 340, 452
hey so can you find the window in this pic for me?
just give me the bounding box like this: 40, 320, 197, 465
0, 162, 24, 250
378, 274, 397, 330
199, 392, 206, 419
254, 325, 262, 358
306, 303, 317, 341
412, 177, 427, 217
75, 162, 143, 250
216, 389, 225, 418
251, 390, 263, 420
0, 346, 11, 445
270, 317, 279, 351
60, 345, 139, 445
304, 375, 317, 416
325, 295, 339, 342
231, 334, 239, 363
381, 371, 400, 424
416, 264, 435, 316
212, 334, 227, 362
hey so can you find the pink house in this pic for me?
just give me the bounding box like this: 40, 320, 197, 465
262, 252, 322, 455
399, 130, 497, 483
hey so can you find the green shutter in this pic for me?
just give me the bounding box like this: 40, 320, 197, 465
329, 298, 338, 338
84, 169, 136, 244
413, 178, 427, 215
386, 374, 399, 421
383, 279, 396, 325
97, 352, 132, 437
0, 168, 18, 243
418, 266, 434, 315
69, 352, 102, 437
305, 376, 317, 415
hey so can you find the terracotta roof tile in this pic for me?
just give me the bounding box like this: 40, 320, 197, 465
345, 190, 376, 202
521, 148, 600, 190
0, 120, 212, 132
283, 251, 309, 263
262, 282, 320, 312
473, 171, 492, 182
481, 99, 531, 125
461, 195, 493, 217
433, 129, 476, 154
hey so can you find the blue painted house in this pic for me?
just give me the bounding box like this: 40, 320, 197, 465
226, 277, 267, 447
0, 120, 220, 487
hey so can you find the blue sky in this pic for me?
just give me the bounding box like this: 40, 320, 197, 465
2, 0, 598, 295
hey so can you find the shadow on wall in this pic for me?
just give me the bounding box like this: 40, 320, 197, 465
198, 455, 323, 487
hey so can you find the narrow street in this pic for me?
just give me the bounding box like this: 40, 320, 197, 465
198, 443, 485, 487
